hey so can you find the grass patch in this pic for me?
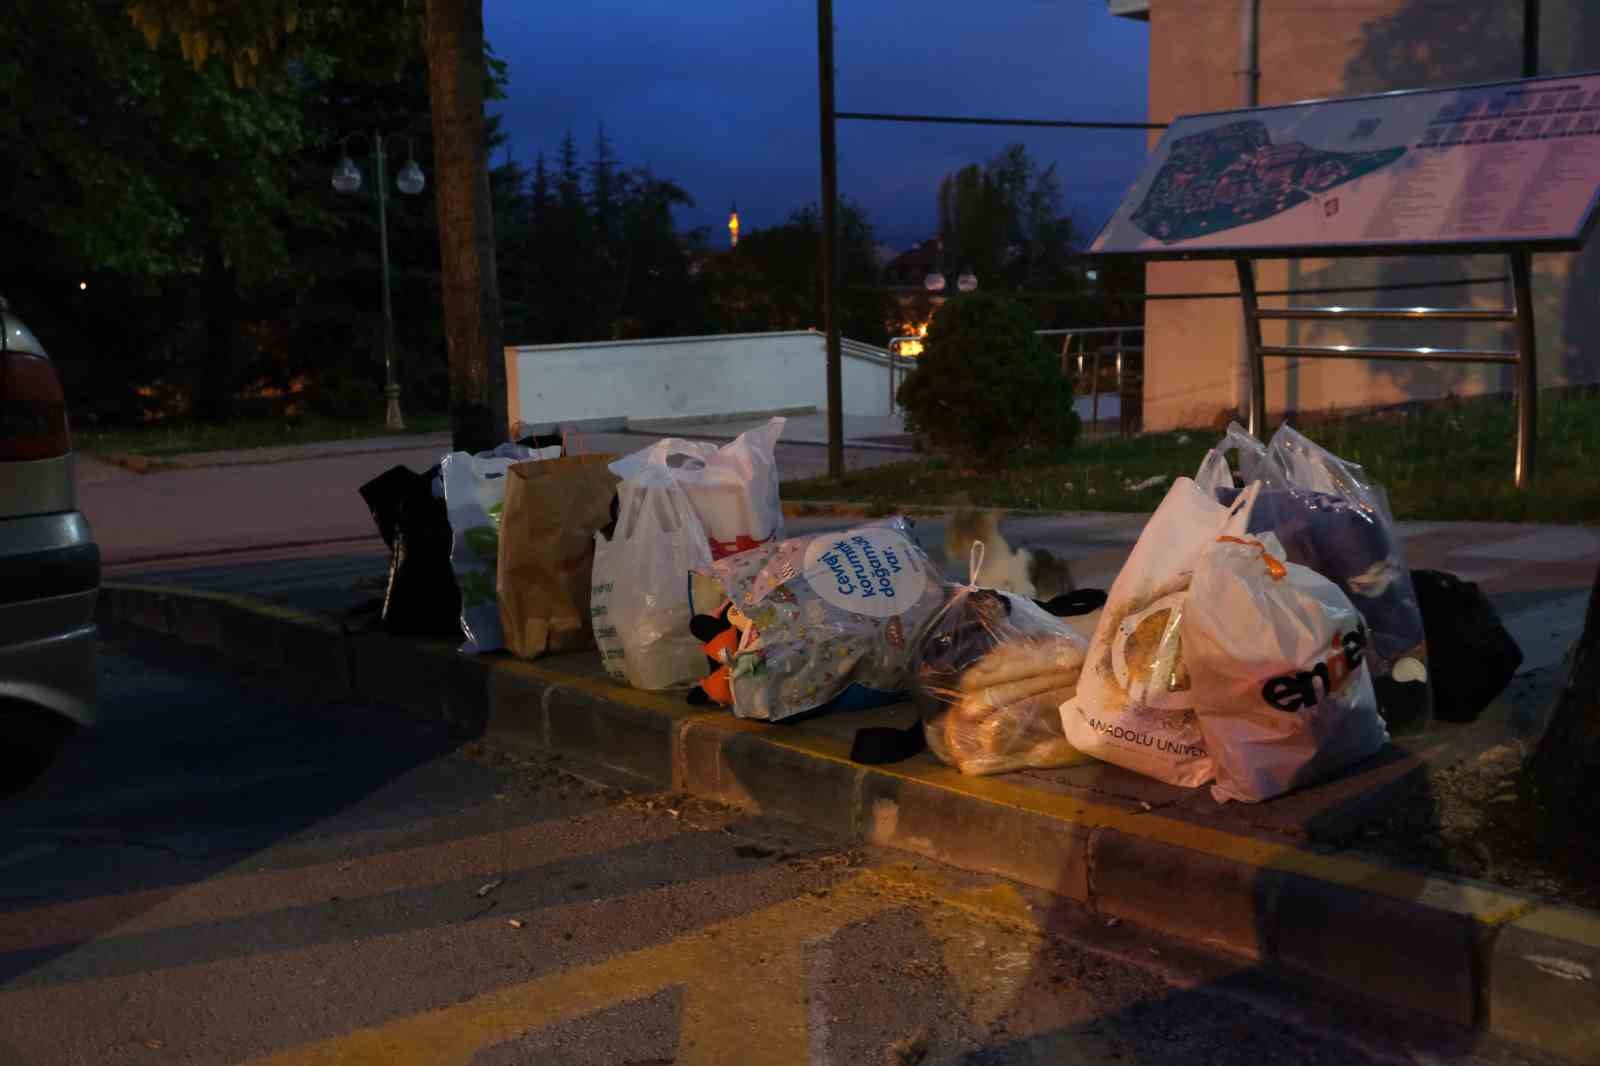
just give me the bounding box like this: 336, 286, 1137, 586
786, 392, 1600, 523
75, 413, 452, 459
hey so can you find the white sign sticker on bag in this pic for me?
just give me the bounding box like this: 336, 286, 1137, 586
802, 527, 928, 618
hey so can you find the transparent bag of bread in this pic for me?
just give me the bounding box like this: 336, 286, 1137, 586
912, 582, 1090, 775
1183, 532, 1387, 804
1060, 480, 1257, 788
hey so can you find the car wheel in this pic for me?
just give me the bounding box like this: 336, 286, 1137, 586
0, 706, 77, 798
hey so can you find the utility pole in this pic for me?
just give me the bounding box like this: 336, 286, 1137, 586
817, 0, 844, 479
1523, 0, 1540, 77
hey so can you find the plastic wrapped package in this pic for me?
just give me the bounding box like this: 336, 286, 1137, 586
696, 518, 950, 721
1183, 532, 1388, 803
912, 550, 1091, 775
1204, 423, 1431, 732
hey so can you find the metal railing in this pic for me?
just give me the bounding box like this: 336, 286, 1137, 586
887, 326, 1145, 432
1036, 326, 1144, 433
1233, 257, 1536, 487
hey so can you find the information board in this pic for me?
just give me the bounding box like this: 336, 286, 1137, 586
1091, 72, 1600, 258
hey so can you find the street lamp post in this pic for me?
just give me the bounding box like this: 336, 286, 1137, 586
332, 131, 426, 431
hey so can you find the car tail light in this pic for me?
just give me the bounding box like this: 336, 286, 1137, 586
0, 351, 70, 461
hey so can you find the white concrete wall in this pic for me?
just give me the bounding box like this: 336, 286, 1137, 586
505, 331, 902, 433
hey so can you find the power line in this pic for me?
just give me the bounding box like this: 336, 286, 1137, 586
836, 111, 1167, 131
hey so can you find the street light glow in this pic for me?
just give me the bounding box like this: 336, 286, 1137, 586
396, 159, 426, 195
331, 156, 362, 194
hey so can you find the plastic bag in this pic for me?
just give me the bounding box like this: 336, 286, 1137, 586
591, 464, 713, 690
442, 442, 561, 654
913, 545, 1092, 776
1060, 479, 1258, 787
696, 518, 949, 721
358, 465, 462, 638
1183, 532, 1388, 804
608, 418, 786, 560
1202, 423, 1431, 732
496, 454, 620, 659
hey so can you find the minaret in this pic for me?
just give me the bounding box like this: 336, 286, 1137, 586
728, 202, 740, 249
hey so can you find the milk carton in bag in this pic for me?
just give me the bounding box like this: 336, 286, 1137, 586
608, 418, 785, 560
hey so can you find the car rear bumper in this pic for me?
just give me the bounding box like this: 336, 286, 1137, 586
0, 511, 99, 725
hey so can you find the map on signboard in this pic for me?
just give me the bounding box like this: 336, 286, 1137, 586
1128, 120, 1406, 243
1092, 72, 1600, 256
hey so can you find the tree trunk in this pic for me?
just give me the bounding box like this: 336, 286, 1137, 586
1526, 564, 1600, 858
424, 0, 507, 453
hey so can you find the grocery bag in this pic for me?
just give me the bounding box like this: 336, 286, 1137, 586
591, 465, 712, 690
696, 518, 950, 721
442, 441, 561, 654
608, 418, 785, 560
496, 454, 620, 660
1183, 532, 1388, 804
913, 544, 1092, 775
358, 465, 462, 638
1059, 479, 1257, 787
1202, 422, 1431, 732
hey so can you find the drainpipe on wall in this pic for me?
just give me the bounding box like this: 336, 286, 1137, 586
1238, 0, 1260, 107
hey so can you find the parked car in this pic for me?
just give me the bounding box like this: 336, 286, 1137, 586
0, 294, 99, 795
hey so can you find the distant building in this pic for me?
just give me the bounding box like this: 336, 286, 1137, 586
881, 238, 944, 296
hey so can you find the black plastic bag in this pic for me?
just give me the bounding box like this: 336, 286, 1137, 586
359, 465, 462, 638
1411, 569, 1523, 723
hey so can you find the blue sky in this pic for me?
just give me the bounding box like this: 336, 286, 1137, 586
483, 1, 1151, 250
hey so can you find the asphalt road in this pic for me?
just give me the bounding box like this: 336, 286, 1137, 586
0, 631, 1564, 1066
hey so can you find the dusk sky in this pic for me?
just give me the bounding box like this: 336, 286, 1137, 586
482, 1, 1152, 251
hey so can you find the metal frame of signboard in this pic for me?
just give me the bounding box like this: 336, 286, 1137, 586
1094, 72, 1600, 490
1227, 249, 1538, 489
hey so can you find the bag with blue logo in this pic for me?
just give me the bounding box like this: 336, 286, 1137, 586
694, 518, 950, 721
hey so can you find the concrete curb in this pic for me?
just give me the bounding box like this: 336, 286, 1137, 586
100, 582, 1599, 1061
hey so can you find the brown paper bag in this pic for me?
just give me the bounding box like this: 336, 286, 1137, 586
496, 453, 620, 659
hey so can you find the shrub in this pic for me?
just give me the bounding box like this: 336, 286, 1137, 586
895, 292, 1079, 469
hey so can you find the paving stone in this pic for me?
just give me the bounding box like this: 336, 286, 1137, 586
1488, 904, 1600, 1061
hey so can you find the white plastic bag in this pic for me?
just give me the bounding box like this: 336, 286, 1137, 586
1059, 479, 1256, 787
609, 418, 785, 559
1199, 422, 1431, 732
591, 465, 713, 690
442, 442, 560, 654
1183, 532, 1388, 804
